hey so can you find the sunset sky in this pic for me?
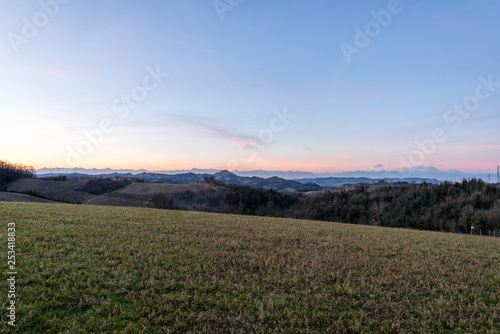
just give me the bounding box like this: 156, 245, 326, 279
1, 1, 499, 173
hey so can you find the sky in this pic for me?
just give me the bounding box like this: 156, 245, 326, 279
0, 0, 499, 173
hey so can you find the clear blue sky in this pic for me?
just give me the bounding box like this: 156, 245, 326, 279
1, 0, 499, 173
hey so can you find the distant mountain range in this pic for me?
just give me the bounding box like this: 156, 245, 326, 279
38, 166, 494, 183
37, 170, 445, 190
38, 170, 314, 191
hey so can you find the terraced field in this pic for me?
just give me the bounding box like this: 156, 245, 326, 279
0, 202, 499, 333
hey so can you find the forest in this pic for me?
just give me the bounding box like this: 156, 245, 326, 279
291, 179, 500, 234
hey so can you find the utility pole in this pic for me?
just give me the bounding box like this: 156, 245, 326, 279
497, 165, 500, 194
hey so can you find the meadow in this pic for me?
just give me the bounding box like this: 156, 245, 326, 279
0, 202, 499, 333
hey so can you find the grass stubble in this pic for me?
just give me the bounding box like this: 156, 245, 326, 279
0, 202, 498, 333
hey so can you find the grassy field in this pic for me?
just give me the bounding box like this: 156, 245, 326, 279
1, 202, 499, 333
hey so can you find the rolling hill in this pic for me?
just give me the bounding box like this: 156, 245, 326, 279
0, 191, 59, 203
5, 178, 133, 204
38, 171, 316, 191
89, 182, 228, 209
6, 178, 95, 204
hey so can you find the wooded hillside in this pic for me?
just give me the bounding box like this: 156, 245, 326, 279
0, 160, 35, 188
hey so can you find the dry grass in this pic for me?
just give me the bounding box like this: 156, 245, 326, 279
0, 202, 499, 333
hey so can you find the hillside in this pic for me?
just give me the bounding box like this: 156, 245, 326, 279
5, 178, 133, 204
0, 160, 35, 188
1, 202, 498, 333
6, 179, 94, 204
89, 183, 228, 208
0, 191, 59, 203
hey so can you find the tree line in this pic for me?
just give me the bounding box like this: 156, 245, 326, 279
289, 179, 499, 234
0, 160, 35, 188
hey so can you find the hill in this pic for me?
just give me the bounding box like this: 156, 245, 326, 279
1, 202, 498, 332
291, 179, 500, 233
89, 182, 301, 216
6, 179, 95, 203
0, 191, 59, 203
7, 178, 500, 234
37, 169, 450, 190
0, 160, 35, 188
38, 171, 310, 191
5, 178, 132, 204
89, 183, 228, 209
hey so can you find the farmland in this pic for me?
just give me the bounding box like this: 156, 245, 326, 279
89, 183, 227, 208
5, 179, 94, 204
1, 202, 499, 333
0, 192, 58, 204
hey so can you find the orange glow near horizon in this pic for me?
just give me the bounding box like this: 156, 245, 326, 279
3, 143, 497, 175
24, 158, 499, 174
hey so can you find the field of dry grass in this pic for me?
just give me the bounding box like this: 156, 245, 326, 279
1, 202, 499, 333
5, 179, 94, 204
